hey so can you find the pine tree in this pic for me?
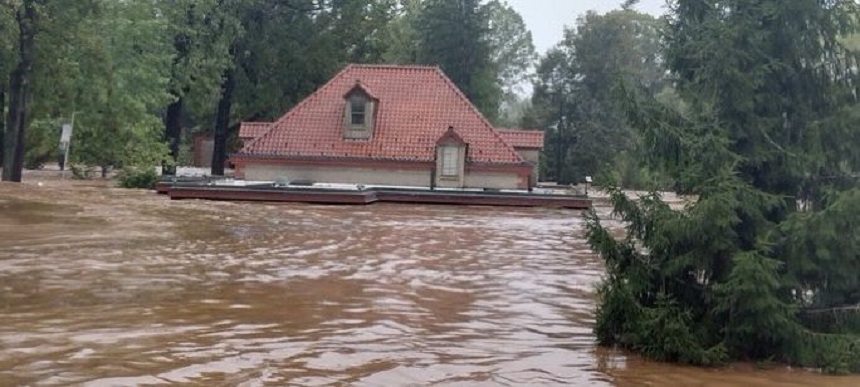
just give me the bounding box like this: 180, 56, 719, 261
416, 0, 499, 119
587, 0, 860, 373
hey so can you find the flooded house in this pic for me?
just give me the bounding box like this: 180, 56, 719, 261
231, 64, 544, 190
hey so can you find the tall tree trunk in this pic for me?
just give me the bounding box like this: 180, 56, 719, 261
0, 85, 5, 169
211, 68, 235, 176
555, 94, 565, 183
2, 2, 37, 183
163, 11, 194, 176
162, 97, 183, 175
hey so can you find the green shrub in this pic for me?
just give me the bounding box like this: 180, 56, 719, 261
25, 118, 63, 170
117, 168, 158, 189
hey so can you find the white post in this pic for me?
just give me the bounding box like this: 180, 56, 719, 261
60, 112, 75, 179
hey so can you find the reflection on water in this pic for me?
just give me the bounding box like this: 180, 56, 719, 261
0, 181, 857, 386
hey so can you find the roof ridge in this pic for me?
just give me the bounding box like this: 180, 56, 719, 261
243, 64, 358, 152
496, 128, 541, 132
349, 64, 439, 70
429, 67, 524, 163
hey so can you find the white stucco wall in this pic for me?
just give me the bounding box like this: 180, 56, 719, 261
242, 163, 526, 189
517, 149, 540, 165
244, 164, 432, 187
464, 171, 523, 190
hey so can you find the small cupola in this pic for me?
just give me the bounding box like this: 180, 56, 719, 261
342, 81, 378, 140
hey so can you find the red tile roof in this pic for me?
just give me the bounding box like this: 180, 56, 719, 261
239, 122, 271, 141
240, 64, 525, 164
344, 81, 378, 100
437, 126, 467, 145
496, 129, 545, 149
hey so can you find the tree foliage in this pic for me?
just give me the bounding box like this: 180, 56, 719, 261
484, 0, 536, 98
484, 0, 537, 127
379, 0, 423, 64
416, 0, 498, 119
160, 0, 240, 175
411, 0, 535, 122
71, 0, 172, 174
587, 0, 860, 373
206, 0, 402, 175
530, 9, 666, 186
37, 0, 171, 174
1, 0, 537, 182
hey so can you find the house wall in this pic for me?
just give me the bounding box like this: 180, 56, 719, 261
240, 160, 529, 190
464, 171, 523, 190
515, 148, 540, 186
244, 164, 432, 186
517, 149, 539, 165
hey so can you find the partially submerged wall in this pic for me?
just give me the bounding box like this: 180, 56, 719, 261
240, 162, 528, 190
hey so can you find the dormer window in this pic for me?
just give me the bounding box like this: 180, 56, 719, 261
434, 126, 468, 188
350, 95, 367, 126
440, 146, 461, 177
343, 83, 376, 140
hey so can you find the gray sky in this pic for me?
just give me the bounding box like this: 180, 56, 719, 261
507, 0, 667, 55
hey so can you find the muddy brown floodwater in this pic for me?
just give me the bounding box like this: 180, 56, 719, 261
1, 179, 858, 386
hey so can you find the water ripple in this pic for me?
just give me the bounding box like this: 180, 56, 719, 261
1, 183, 857, 386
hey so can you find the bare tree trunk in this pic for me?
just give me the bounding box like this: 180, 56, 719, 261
0, 85, 5, 169
2, 1, 37, 183
162, 97, 183, 175
7, 66, 27, 182
163, 15, 193, 176
555, 94, 565, 183
211, 68, 235, 176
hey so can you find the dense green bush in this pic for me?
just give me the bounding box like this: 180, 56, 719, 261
24, 118, 63, 170
117, 168, 158, 190
596, 151, 674, 191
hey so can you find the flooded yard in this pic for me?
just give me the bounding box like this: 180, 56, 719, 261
0, 179, 857, 386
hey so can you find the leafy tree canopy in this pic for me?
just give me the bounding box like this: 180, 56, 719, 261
410, 0, 535, 123
2, 0, 537, 179
530, 8, 666, 186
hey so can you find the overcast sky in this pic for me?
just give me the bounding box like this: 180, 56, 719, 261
507, 0, 668, 55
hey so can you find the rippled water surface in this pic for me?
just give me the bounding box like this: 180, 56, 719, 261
1, 180, 857, 386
